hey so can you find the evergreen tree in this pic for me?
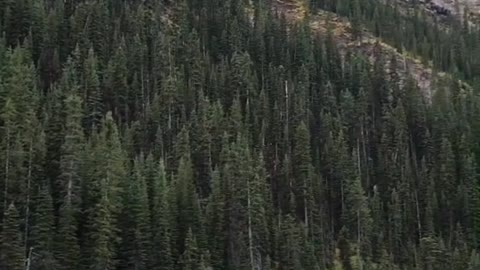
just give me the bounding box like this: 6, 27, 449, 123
174, 154, 204, 258
82, 112, 126, 270
0, 1, 479, 269
206, 169, 226, 269
0, 203, 24, 270
277, 214, 303, 270
30, 186, 57, 270
179, 228, 201, 270
105, 40, 129, 123
118, 157, 151, 270
292, 121, 312, 224
150, 159, 173, 270
83, 48, 103, 130
55, 94, 83, 270
191, 90, 212, 198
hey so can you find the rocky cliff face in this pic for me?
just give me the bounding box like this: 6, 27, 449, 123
431, 0, 480, 14
411, 0, 480, 21
272, 0, 447, 101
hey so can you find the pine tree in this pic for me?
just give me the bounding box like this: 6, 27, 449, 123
30, 186, 57, 270
0, 203, 24, 270
246, 153, 271, 269
58, 94, 84, 207
343, 157, 372, 266
1, 46, 38, 213
105, 40, 129, 123
55, 94, 83, 270
206, 168, 226, 269
338, 226, 352, 270
83, 48, 103, 130
56, 199, 80, 270
83, 112, 126, 270
277, 214, 303, 270
351, 0, 362, 40
0, 97, 17, 213
5, 0, 31, 46
174, 153, 204, 258
226, 52, 255, 109
179, 228, 200, 270
292, 121, 312, 224
473, 168, 480, 248
150, 159, 173, 270
191, 90, 212, 199
30, 0, 46, 63
118, 157, 151, 270
420, 235, 445, 270
86, 187, 117, 270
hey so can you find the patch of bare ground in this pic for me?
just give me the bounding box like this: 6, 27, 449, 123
270, 0, 467, 102
397, 0, 480, 24
430, 0, 480, 15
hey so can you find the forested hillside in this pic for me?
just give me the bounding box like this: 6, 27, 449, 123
1, 0, 480, 269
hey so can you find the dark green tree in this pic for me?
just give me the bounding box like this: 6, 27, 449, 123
0, 203, 24, 270
30, 186, 57, 270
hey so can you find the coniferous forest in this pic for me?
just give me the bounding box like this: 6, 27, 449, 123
2, 0, 480, 269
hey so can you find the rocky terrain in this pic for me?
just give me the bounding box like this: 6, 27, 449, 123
432, 0, 480, 14
407, 0, 480, 21
272, 0, 457, 102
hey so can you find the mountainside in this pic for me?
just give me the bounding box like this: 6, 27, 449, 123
393, 0, 480, 24
1, 0, 480, 270
274, 0, 447, 101
428, 0, 480, 15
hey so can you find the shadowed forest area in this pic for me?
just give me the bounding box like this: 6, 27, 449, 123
1, 0, 480, 269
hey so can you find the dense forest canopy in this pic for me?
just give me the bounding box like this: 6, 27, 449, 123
1, 0, 480, 269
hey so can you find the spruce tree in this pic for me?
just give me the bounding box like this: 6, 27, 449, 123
83, 48, 103, 130
174, 154, 204, 256
191, 90, 212, 199
30, 186, 57, 270
292, 121, 312, 224
105, 40, 129, 123
0, 203, 24, 270
179, 228, 200, 270
83, 112, 126, 270
118, 157, 151, 270
55, 94, 83, 270
277, 214, 303, 270
150, 159, 173, 270
206, 168, 226, 269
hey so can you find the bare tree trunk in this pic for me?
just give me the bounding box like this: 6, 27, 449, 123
304, 185, 308, 236
67, 159, 73, 203
25, 247, 33, 270
415, 190, 422, 239
363, 125, 370, 189
3, 127, 10, 211
340, 180, 345, 213
247, 179, 255, 270
357, 209, 363, 270
24, 138, 33, 257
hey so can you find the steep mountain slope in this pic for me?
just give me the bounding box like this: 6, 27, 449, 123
2, 1, 480, 270
272, 0, 464, 101
428, 0, 480, 15
399, 0, 480, 21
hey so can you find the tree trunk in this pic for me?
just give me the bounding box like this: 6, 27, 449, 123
24, 137, 33, 257
3, 126, 10, 212
247, 179, 255, 270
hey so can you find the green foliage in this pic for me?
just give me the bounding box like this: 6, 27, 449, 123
118, 157, 151, 270
30, 186, 57, 270
150, 158, 173, 270
0, 0, 479, 269
0, 203, 24, 270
